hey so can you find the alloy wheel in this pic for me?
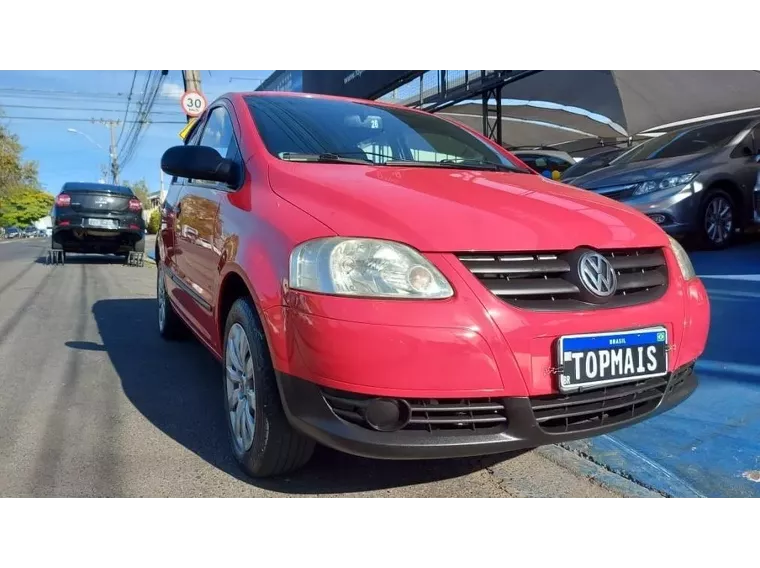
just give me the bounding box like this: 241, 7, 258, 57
157, 268, 167, 332
226, 323, 256, 453
704, 196, 733, 245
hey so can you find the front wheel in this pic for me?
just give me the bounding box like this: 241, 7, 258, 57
699, 189, 737, 249
223, 297, 315, 478
157, 264, 186, 340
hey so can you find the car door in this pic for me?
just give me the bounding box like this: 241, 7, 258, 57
175, 104, 240, 342
160, 118, 204, 314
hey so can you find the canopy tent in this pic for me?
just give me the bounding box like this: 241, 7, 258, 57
436, 110, 614, 147
496, 70, 760, 136
437, 101, 625, 147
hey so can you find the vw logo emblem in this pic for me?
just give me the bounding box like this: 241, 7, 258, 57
578, 252, 617, 297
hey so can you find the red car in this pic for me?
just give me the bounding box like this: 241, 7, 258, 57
157, 91, 710, 478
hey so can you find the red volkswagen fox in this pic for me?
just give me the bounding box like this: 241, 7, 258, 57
157, 92, 710, 478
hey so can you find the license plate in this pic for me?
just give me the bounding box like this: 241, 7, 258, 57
87, 218, 117, 229
557, 326, 668, 393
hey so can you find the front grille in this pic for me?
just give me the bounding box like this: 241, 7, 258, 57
530, 363, 694, 434
594, 183, 639, 200
457, 247, 668, 311
321, 388, 508, 433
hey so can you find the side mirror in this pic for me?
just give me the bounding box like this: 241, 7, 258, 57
161, 145, 240, 187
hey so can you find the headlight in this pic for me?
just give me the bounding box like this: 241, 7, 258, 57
668, 236, 696, 281
633, 173, 698, 196
289, 237, 454, 299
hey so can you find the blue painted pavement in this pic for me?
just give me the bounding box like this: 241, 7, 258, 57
564, 236, 760, 497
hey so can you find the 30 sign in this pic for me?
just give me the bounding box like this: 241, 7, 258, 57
181, 91, 207, 117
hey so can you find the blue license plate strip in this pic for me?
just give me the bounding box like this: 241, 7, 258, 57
557, 326, 668, 393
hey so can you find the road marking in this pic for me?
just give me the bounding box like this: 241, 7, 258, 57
699, 274, 760, 281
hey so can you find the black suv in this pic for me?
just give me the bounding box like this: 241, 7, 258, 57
51, 182, 146, 257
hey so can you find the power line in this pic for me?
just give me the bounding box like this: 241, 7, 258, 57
116, 71, 138, 148
0, 115, 184, 123
0, 102, 181, 115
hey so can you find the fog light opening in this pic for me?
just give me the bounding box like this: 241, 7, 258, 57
364, 398, 412, 432
648, 214, 667, 225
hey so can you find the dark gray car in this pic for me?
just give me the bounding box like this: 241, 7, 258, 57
567, 116, 760, 248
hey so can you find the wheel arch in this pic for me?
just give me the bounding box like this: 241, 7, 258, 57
215, 265, 278, 362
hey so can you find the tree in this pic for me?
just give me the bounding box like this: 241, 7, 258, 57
147, 208, 160, 235
0, 113, 46, 227
123, 178, 152, 208
0, 119, 41, 199
0, 187, 54, 227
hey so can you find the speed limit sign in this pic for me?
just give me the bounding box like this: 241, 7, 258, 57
181, 91, 207, 117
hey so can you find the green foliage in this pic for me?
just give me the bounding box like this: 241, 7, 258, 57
147, 208, 160, 235
123, 178, 152, 208
0, 187, 54, 227
0, 114, 45, 227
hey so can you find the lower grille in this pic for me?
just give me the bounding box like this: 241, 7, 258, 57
457, 247, 668, 311
321, 388, 508, 433
530, 364, 694, 434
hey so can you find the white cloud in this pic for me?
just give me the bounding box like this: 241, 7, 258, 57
160, 82, 185, 100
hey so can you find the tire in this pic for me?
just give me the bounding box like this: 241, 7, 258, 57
133, 234, 146, 253
157, 263, 187, 340
50, 238, 66, 262
698, 189, 737, 249
223, 296, 315, 478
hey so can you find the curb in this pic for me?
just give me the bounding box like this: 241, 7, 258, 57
536, 445, 663, 498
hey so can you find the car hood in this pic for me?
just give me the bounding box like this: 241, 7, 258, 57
568, 152, 710, 190
267, 163, 669, 253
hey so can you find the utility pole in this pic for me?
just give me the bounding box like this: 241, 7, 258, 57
182, 71, 203, 123
92, 119, 121, 184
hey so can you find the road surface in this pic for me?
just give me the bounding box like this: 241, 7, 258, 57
0, 237, 638, 497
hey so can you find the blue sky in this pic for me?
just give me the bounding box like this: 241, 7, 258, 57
0, 70, 273, 194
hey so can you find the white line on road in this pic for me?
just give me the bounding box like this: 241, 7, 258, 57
699, 274, 760, 281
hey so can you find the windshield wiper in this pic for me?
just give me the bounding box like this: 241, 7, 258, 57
280, 152, 374, 165
384, 158, 528, 173
438, 159, 529, 173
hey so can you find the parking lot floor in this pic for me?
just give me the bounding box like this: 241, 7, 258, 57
563, 236, 760, 497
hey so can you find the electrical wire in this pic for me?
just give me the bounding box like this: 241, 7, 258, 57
0, 103, 181, 115
0, 116, 184, 123
116, 71, 137, 148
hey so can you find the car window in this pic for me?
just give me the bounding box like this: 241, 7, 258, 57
613, 118, 751, 165
189, 106, 242, 186
562, 149, 624, 178
199, 107, 239, 160
518, 154, 572, 177
245, 95, 520, 169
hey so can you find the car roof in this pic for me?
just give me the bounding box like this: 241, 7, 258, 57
61, 182, 133, 195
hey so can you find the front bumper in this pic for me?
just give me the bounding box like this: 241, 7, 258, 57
278, 364, 698, 460
621, 185, 700, 236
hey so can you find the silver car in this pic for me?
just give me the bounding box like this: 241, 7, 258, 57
568, 116, 760, 249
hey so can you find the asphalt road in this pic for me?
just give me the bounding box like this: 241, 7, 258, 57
0, 237, 630, 497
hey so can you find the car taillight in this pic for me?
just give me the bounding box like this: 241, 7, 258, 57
128, 198, 142, 212
56, 194, 71, 207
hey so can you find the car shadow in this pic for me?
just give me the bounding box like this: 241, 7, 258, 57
84, 298, 518, 494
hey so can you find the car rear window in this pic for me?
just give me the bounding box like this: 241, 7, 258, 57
61, 182, 134, 196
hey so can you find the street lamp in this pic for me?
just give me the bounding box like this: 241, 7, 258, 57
66, 128, 118, 184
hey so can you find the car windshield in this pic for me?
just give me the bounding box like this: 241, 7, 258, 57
245, 95, 525, 171
611, 118, 751, 166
